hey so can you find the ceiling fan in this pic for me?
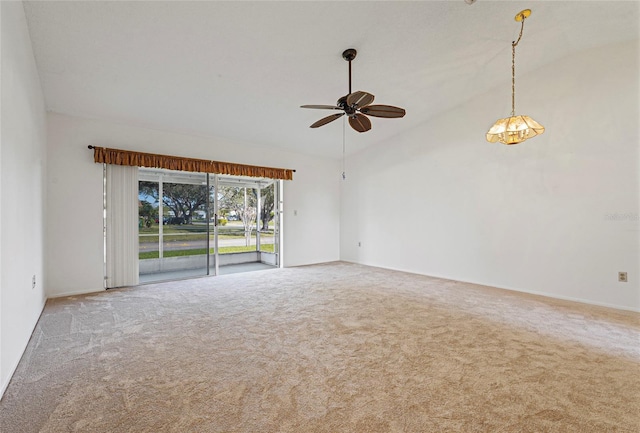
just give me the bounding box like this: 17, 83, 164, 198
301, 48, 406, 133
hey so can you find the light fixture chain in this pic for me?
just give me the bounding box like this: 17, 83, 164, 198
511, 18, 525, 116
511, 43, 516, 115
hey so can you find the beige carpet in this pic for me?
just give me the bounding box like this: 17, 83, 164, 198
1, 262, 638, 432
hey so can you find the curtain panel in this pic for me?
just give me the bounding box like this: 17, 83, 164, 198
92, 146, 294, 180
105, 164, 139, 288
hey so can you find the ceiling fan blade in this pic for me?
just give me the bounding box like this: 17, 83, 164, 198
346, 91, 375, 108
348, 114, 372, 133
301, 104, 341, 110
360, 104, 406, 118
310, 113, 345, 128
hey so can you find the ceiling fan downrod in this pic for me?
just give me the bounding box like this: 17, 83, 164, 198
342, 48, 357, 96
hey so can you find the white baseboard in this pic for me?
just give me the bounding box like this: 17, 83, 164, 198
47, 287, 106, 299
341, 260, 640, 313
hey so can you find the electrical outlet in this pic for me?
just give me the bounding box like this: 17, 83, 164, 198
32, 275, 36, 289
618, 272, 627, 282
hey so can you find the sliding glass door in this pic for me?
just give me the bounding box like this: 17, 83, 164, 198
138, 170, 211, 282
138, 168, 280, 283
258, 182, 279, 265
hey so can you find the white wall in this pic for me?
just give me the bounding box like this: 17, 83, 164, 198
0, 1, 48, 397
341, 40, 639, 311
46, 113, 341, 297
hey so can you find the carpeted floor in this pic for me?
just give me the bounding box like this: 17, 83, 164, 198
1, 262, 639, 432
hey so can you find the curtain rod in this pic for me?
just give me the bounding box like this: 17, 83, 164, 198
87, 145, 296, 173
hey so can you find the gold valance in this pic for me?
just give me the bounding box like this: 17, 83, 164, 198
90, 146, 294, 180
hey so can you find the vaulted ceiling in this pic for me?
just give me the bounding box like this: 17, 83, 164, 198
23, 1, 639, 159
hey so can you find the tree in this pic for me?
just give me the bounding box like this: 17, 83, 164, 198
138, 201, 158, 227
238, 203, 257, 246
260, 184, 275, 231
218, 186, 257, 246
139, 181, 208, 224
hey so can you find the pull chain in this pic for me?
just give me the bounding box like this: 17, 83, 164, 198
342, 116, 346, 180
511, 18, 525, 116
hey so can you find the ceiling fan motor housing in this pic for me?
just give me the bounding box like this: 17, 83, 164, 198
337, 95, 356, 115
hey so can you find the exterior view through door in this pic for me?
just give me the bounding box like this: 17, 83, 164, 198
137, 168, 281, 283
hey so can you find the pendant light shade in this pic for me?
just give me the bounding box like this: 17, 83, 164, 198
486, 9, 544, 145
486, 115, 544, 145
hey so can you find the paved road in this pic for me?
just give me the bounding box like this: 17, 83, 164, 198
139, 236, 274, 252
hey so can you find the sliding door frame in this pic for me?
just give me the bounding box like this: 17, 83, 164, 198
133, 168, 280, 283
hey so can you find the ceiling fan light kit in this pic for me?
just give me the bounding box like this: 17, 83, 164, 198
301, 48, 406, 133
486, 9, 545, 145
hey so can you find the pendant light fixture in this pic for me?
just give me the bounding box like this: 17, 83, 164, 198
486, 9, 544, 145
